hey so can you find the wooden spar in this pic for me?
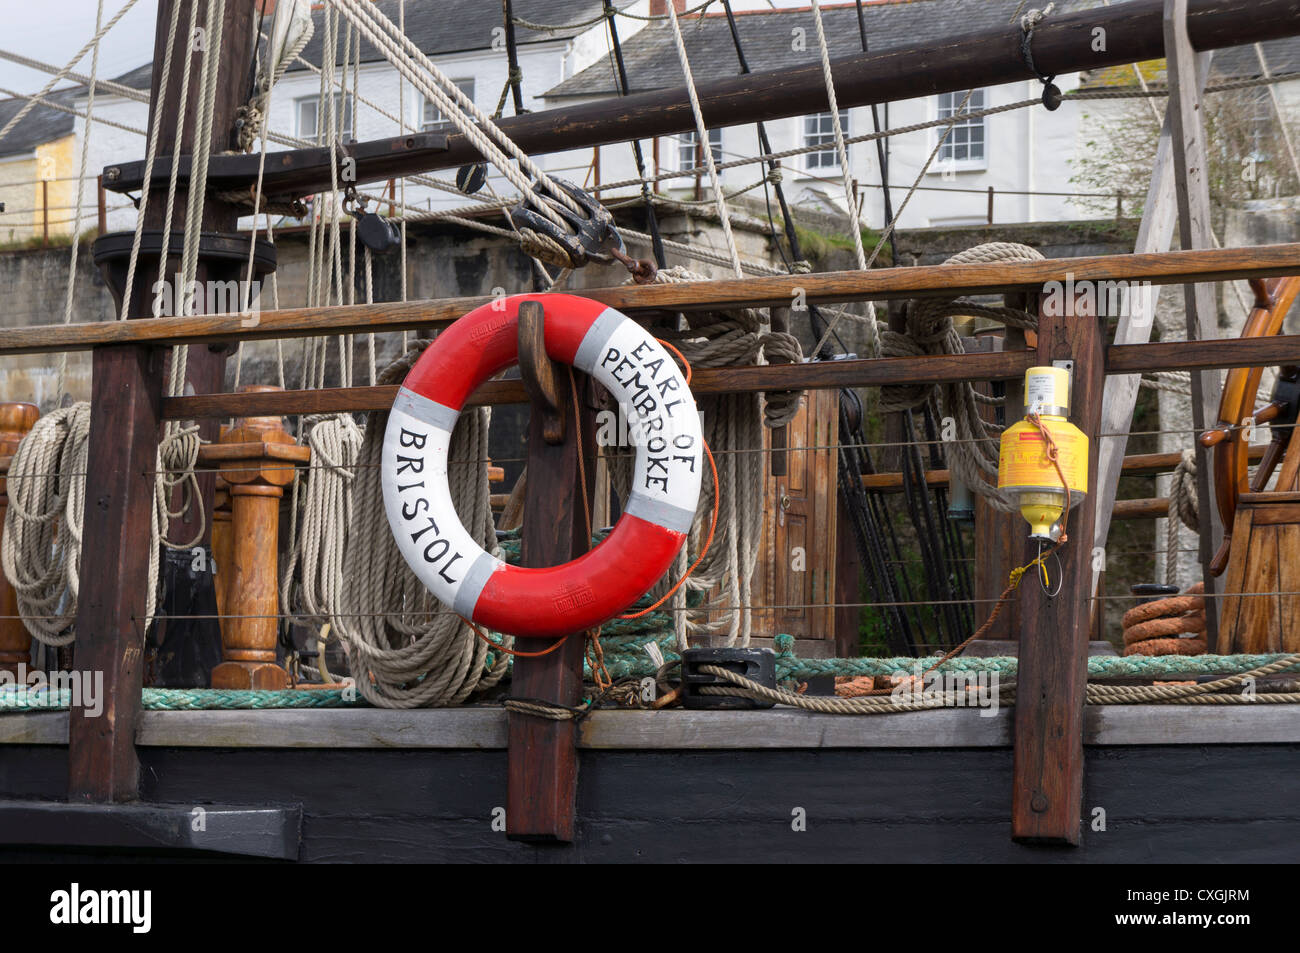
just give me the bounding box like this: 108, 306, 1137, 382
1011, 290, 1104, 846
0, 404, 39, 676
151, 331, 1300, 422
1165, 0, 1224, 650
507, 301, 595, 842
101, 0, 1300, 192
1092, 48, 1211, 599
5, 244, 1300, 357
67, 0, 261, 803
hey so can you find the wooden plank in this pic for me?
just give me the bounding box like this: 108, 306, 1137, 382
7, 244, 1300, 357
1011, 296, 1104, 846
157, 332, 1300, 422
10, 705, 1300, 752
1236, 523, 1281, 654
1092, 48, 1211, 597
161, 350, 1037, 419
67, 345, 163, 801
1219, 506, 1251, 647
1251, 503, 1300, 525
1278, 521, 1300, 652
1165, 0, 1224, 650
1105, 333, 1300, 374
0, 800, 301, 859
506, 307, 596, 843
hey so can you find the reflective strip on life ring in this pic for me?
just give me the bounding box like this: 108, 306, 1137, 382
382, 293, 703, 639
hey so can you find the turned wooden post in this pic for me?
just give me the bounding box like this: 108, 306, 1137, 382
211, 427, 233, 623
0, 402, 40, 676
197, 389, 309, 690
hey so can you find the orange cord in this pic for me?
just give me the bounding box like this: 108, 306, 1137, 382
464, 615, 570, 658
656, 337, 693, 385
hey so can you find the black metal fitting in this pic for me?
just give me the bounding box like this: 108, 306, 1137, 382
681, 647, 777, 710
1130, 583, 1181, 606
507, 177, 624, 269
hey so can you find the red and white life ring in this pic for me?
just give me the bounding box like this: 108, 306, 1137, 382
382, 293, 703, 639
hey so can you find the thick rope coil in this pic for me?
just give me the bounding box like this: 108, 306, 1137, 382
1122, 581, 1207, 656
0, 405, 196, 645
284, 346, 509, 708
1, 405, 90, 645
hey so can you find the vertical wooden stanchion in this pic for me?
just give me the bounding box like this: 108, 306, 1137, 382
97, 174, 107, 236
69, 345, 163, 802
0, 403, 40, 676
507, 301, 595, 843
1011, 290, 1103, 846
200, 392, 307, 690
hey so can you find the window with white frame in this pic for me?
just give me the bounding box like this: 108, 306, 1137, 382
936, 89, 986, 165
677, 127, 722, 170
296, 93, 354, 141
804, 111, 849, 170
422, 79, 476, 130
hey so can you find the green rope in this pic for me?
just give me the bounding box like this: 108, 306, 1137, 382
2, 653, 1296, 712
0, 687, 368, 712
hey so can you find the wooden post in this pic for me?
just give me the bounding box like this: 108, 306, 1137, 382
211, 462, 232, 622
97, 174, 107, 236
69, 345, 163, 801
0, 403, 40, 676
200, 391, 307, 690
1164, 0, 1222, 648
1011, 291, 1103, 845
507, 301, 595, 843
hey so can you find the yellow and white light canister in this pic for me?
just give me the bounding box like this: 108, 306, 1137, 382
997, 366, 1089, 540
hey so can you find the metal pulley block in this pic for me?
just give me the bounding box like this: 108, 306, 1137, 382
343, 190, 401, 256
507, 177, 649, 276
681, 647, 777, 710
456, 162, 489, 194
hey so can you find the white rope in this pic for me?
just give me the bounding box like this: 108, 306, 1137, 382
118, 0, 185, 324
282, 348, 509, 707
663, 1, 741, 278
0, 85, 146, 137
328, 0, 587, 240
54, 0, 105, 397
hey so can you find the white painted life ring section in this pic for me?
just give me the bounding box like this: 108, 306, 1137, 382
381, 295, 703, 638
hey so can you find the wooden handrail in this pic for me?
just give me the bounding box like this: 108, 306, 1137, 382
4, 244, 1300, 357
158, 332, 1300, 421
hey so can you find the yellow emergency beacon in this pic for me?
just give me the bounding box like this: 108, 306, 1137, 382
997, 366, 1088, 541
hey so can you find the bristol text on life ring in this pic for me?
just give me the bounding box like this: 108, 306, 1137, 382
382, 293, 703, 639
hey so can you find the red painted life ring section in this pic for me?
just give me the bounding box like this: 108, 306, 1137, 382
382, 293, 704, 639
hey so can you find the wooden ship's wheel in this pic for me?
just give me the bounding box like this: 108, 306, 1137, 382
1198, 277, 1300, 651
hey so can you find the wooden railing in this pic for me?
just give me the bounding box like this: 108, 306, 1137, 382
6, 242, 1298, 844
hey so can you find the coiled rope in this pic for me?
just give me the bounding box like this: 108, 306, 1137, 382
282, 346, 510, 708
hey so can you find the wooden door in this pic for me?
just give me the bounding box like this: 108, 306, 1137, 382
755, 388, 839, 645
